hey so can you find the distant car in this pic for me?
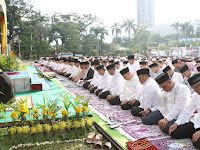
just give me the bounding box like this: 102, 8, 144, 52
58, 53, 73, 58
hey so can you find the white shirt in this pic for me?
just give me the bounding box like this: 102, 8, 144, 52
70, 66, 82, 78
119, 75, 142, 101
175, 92, 200, 128
127, 61, 140, 75
151, 82, 191, 122
150, 69, 163, 79
136, 77, 161, 110
97, 71, 112, 90
171, 72, 184, 84
109, 71, 124, 95
90, 70, 100, 86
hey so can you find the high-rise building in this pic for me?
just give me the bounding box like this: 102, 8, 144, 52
137, 0, 155, 28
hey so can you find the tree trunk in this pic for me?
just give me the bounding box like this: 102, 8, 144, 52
96, 36, 98, 56
177, 31, 179, 47
185, 33, 187, 48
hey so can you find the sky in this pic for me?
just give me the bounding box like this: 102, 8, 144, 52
30, 0, 200, 42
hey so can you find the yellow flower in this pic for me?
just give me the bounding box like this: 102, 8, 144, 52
20, 104, 24, 107
62, 110, 68, 117
24, 114, 27, 117
80, 119, 86, 128
73, 121, 80, 129
43, 108, 48, 116
87, 117, 94, 126
33, 108, 38, 113
52, 123, 59, 132
36, 124, 43, 133
59, 121, 66, 130
10, 111, 17, 119
16, 127, 22, 134
30, 127, 37, 134
22, 126, 30, 134
10, 127, 16, 135
32, 117, 35, 119
82, 106, 88, 113
66, 120, 72, 130
44, 124, 51, 133
75, 107, 81, 114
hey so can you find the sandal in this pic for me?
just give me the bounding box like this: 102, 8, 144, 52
86, 132, 96, 143
93, 134, 103, 144
94, 141, 102, 150
103, 142, 112, 150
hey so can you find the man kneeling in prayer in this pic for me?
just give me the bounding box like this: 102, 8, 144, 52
119, 67, 142, 110
169, 74, 200, 149
94, 65, 112, 99
106, 64, 124, 105
141, 73, 191, 134
131, 68, 161, 117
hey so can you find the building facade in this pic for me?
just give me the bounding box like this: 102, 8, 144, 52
137, 0, 155, 28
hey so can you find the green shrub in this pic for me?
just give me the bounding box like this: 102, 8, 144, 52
0, 54, 25, 71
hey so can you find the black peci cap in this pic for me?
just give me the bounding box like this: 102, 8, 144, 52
139, 61, 147, 65
163, 66, 172, 73
149, 63, 158, 68
96, 65, 104, 70
188, 74, 200, 86
128, 55, 134, 60
155, 73, 170, 84
137, 68, 150, 76
106, 64, 115, 70
179, 64, 189, 73
114, 62, 119, 65
172, 60, 178, 64
120, 67, 129, 75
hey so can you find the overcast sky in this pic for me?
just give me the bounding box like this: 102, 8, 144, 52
31, 0, 200, 42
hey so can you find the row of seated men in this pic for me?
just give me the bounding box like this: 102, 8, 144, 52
40, 55, 200, 149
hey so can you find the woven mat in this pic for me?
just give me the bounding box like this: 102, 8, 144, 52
67, 87, 196, 150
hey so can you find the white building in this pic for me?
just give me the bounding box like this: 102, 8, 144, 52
137, 0, 155, 28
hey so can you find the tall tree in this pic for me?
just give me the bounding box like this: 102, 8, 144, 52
99, 27, 108, 55
171, 21, 180, 46
111, 22, 121, 38
133, 25, 150, 55
122, 19, 137, 50
196, 23, 200, 38
6, 0, 29, 49
90, 27, 101, 55
180, 21, 194, 48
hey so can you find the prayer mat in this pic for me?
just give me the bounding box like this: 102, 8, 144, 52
67, 87, 196, 150
126, 138, 159, 150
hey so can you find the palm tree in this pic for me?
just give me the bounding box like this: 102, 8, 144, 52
180, 21, 194, 48
90, 26, 101, 55
171, 22, 180, 46
122, 19, 137, 50
111, 22, 121, 38
122, 19, 137, 40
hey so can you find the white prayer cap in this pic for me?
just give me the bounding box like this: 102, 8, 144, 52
121, 57, 127, 60
115, 59, 120, 62
152, 58, 156, 61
